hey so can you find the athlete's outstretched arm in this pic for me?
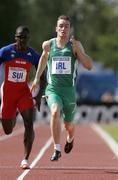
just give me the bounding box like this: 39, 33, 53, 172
33, 69, 47, 111
30, 40, 50, 92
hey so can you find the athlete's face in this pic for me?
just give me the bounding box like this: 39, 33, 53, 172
56, 19, 70, 39
15, 29, 29, 51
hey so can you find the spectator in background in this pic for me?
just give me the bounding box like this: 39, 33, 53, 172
0, 26, 46, 169
101, 91, 114, 103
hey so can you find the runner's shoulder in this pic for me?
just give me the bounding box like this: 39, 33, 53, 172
42, 38, 54, 52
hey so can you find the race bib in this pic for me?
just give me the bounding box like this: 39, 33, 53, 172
52, 56, 71, 74
8, 67, 27, 82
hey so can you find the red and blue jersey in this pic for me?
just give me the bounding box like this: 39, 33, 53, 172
0, 43, 40, 90
0, 43, 40, 118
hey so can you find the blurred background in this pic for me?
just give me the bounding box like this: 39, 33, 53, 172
0, 0, 118, 123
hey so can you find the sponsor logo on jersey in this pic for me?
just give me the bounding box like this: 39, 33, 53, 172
11, 50, 16, 58
15, 60, 26, 64
27, 52, 32, 56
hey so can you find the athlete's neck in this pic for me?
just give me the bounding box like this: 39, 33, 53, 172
56, 37, 69, 48
15, 44, 28, 52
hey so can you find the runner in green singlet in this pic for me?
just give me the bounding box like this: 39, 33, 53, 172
31, 15, 93, 161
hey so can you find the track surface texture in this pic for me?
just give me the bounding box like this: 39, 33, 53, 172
0, 121, 118, 180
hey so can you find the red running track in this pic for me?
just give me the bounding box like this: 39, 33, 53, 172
0, 121, 118, 180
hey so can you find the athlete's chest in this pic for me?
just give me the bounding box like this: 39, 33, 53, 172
4, 58, 32, 83
51, 45, 72, 56
3, 44, 38, 66
5, 58, 31, 69
49, 45, 75, 74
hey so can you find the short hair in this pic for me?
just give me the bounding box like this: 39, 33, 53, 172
57, 15, 71, 26
15, 26, 30, 34
57, 15, 70, 21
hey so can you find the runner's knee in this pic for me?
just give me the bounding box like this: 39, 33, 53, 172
64, 122, 74, 132
2, 119, 13, 135
51, 104, 60, 119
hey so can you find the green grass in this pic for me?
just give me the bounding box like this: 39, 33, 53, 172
101, 123, 118, 143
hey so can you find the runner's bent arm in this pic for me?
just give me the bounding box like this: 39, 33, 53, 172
71, 37, 93, 70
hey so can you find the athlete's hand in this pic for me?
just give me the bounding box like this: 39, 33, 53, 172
30, 79, 39, 93
70, 36, 78, 54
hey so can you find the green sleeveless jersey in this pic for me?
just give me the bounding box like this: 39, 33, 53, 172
47, 38, 76, 87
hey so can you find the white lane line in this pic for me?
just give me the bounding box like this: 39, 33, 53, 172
17, 137, 53, 180
91, 123, 118, 158
1, 165, 118, 171
33, 166, 118, 170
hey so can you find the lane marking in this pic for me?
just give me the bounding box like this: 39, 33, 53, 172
31, 166, 118, 171
1, 166, 118, 171
91, 123, 118, 158
17, 125, 64, 179
17, 137, 53, 180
